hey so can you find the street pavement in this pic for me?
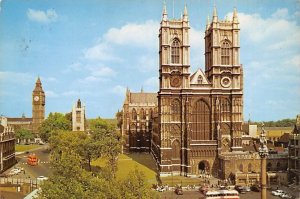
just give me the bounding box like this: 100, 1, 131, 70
159, 189, 279, 199
5, 145, 51, 180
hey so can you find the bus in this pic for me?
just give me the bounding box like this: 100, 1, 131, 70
205, 189, 240, 199
27, 153, 38, 166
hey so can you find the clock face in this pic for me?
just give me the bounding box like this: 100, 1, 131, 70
221, 77, 231, 88
34, 96, 39, 101
170, 76, 182, 88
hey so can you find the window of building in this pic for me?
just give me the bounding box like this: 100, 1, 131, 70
191, 100, 211, 140
239, 164, 243, 172
140, 108, 146, 120
221, 40, 231, 65
197, 75, 203, 84
76, 111, 81, 123
248, 163, 252, 173
172, 140, 180, 159
171, 99, 181, 121
132, 109, 137, 120
171, 39, 180, 64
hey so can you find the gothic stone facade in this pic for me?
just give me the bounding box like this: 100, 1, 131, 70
122, 89, 157, 152
152, 6, 244, 178
122, 6, 264, 180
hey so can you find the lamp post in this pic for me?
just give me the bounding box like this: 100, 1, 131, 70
259, 123, 268, 199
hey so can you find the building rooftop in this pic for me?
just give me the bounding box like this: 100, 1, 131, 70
130, 93, 157, 104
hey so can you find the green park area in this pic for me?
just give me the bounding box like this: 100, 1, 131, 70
92, 153, 158, 185
92, 153, 203, 187
15, 144, 41, 152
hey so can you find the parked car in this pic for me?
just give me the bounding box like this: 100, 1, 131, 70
175, 186, 183, 195
235, 185, 246, 194
243, 186, 251, 192
37, 176, 48, 181
250, 185, 260, 192
280, 193, 292, 198
8, 168, 21, 176
272, 190, 284, 196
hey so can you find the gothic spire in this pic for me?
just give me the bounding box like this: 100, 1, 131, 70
183, 3, 188, 21
212, 5, 218, 22
162, 0, 168, 21
233, 7, 238, 23
206, 15, 210, 30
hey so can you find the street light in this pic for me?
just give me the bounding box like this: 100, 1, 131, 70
259, 123, 269, 199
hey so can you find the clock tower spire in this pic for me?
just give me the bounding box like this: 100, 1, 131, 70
32, 77, 45, 134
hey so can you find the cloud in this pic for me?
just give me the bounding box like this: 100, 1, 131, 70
84, 20, 158, 62
84, 43, 120, 61
144, 76, 158, 92
45, 90, 58, 98
27, 9, 58, 23
89, 66, 116, 77
111, 85, 126, 96
103, 20, 158, 49
236, 10, 300, 50
0, 71, 34, 84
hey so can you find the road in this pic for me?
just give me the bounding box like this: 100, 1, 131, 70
159, 189, 279, 199
4, 145, 51, 180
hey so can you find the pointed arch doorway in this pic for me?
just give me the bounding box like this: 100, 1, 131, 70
198, 160, 210, 174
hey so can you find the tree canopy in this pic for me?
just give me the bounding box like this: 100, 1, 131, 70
15, 128, 34, 143
39, 112, 72, 142
39, 117, 157, 199
252, 118, 295, 127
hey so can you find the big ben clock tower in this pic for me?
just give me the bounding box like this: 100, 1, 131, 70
32, 77, 45, 134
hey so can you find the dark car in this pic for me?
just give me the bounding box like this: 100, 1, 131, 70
235, 185, 246, 194
250, 185, 260, 192
175, 187, 183, 195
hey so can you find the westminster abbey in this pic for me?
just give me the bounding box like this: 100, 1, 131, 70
121, 5, 261, 180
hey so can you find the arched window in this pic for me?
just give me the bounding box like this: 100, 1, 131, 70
191, 100, 210, 140
171, 39, 180, 64
171, 99, 181, 121
248, 163, 252, 173
239, 164, 243, 172
197, 75, 203, 84
140, 108, 146, 120
172, 140, 180, 159
221, 40, 231, 65
132, 109, 137, 120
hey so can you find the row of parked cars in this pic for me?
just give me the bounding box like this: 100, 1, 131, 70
271, 190, 293, 198
234, 184, 260, 193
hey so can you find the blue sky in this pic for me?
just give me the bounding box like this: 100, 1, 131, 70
0, 0, 299, 121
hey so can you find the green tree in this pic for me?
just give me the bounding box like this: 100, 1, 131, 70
120, 168, 158, 199
115, 110, 123, 129
15, 128, 34, 143
39, 112, 71, 142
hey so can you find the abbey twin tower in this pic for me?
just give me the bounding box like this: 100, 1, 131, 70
122, 5, 256, 180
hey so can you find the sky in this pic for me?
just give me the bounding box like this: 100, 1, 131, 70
0, 0, 299, 121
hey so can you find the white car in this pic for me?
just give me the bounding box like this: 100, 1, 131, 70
280, 193, 292, 198
8, 168, 21, 175
272, 190, 284, 196
37, 176, 48, 181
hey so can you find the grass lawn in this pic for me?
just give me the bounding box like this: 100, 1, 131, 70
160, 175, 202, 187
15, 144, 41, 152
92, 153, 158, 185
